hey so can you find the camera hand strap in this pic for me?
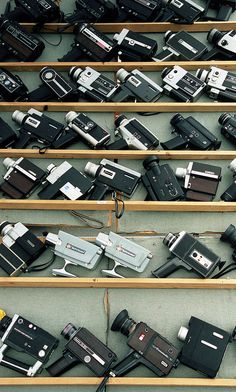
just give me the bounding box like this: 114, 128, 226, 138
0, 44, 10, 61
70, 210, 105, 229
25, 253, 56, 273
212, 261, 236, 279
112, 192, 125, 219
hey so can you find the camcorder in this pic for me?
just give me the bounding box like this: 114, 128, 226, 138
219, 112, 236, 146
65, 0, 117, 24
0, 221, 45, 276
46, 323, 117, 377
0, 117, 17, 148
37, 161, 93, 200
95, 231, 152, 278
178, 316, 234, 377
0, 309, 58, 376
28, 67, 78, 102
220, 223, 236, 261
142, 156, 184, 201
203, 29, 236, 61
204, 0, 236, 21
0, 68, 28, 102
0, 157, 46, 199
162, 66, 206, 102
159, 0, 205, 23
106, 115, 159, 151
113, 29, 158, 62
116, 0, 163, 22
59, 23, 117, 62
175, 161, 222, 201
196, 66, 236, 102
221, 158, 236, 201
96, 309, 180, 391
152, 231, 223, 278
0, 18, 45, 61
3, 0, 62, 23
11, 109, 66, 149
161, 113, 221, 150
154, 30, 208, 61
84, 158, 141, 200
65, 111, 110, 149
45, 230, 103, 277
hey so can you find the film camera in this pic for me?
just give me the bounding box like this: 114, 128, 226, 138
0, 117, 17, 148
106, 115, 159, 150
142, 156, 184, 201
162, 66, 206, 102
113, 29, 158, 62
221, 158, 236, 201
95, 231, 152, 278
220, 224, 236, 261
0, 309, 58, 376
161, 113, 221, 150
45, 230, 103, 277
178, 316, 234, 377
0, 17, 45, 61
12, 109, 66, 149
28, 67, 78, 102
196, 66, 236, 102
159, 0, 204, 23
116, 68, 163, 102
0, 157, 45, 199
37, 161, 93, 200
203, 29, 236, 61
65, 111, 110, 149
175, 161, 222, 201
59, 23, 117, 62
0, 68, 28, 102
116, 0, 163, 22
205, 0, 236, 21
69, 66, 126, 103
46, 323, 117, 377
84, 158, 141, 200
65, 0, 117, 24
152, 231, 223, 278
3, 0, 62, 23
0, 221, 45, 276
218, 113, 236, 146
154, 30, 207, 61
96, 309, 179, 390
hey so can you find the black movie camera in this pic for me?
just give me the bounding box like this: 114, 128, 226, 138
65, 0, 117, 24
219, 113, 236, 146
221, 158, 236, 201
0, 68, 28, 102
3, 0, 62, 23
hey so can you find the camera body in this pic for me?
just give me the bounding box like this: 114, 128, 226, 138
220, 223, 236, 261
142, 156, 184, 201
116, 68, 163, 102
206, 0, 236, 21
154, 30, 207, 61
12, 108, 65, 149
0, 221, 45, 276
0, 18, 45, 61
197, 66, 236, 102
116, 0, 162, 21
65, 111, 110, 149
5, 0, 62, 23
221, 158, 236, 201
176, 161, 222, 201
152, 231, 222, 278
59, 23, 117, 62
95, 231, 152, 278
1, 157, 45, 199
47, 323, 117, 377
161, 0, 204, 23
0, 310, 58, 376
204, 29, 236, 60
84, 158, 141, 200
113, 29, 158, 61
38, 161, 93, 200
0, 117, 17, 148
178, 316, 232, 377
45, 230, 103, 277
162, 66, 205, 102
0, 68, 28, 102
65, 0, 117, 24
161, 113, 221, 150
219, 113, 236, 145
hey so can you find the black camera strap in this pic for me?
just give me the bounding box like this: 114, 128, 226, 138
212, 261, 236, 278
70, 211, 105, 229
112, 192, 125, 219
25, 252, 56, 273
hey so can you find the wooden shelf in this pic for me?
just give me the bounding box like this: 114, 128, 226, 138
0, 277, 235, 289
0, 377, 235, 387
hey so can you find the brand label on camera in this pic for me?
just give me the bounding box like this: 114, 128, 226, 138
66, 243, 85, 254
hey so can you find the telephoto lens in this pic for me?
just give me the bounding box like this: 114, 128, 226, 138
61, 323, 77, 340
221, 224, 236, 248
111, 309, 137, 336
207, 29, 224, 44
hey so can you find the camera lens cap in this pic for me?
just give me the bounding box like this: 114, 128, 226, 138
111, 309, 128, 331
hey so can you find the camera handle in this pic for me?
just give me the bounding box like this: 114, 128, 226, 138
201, 48, 225, 61
28, 84, 55, 102
102, 260, 126, 278
152, 256, 192, 278
4, 7, 29, 22
58, 44, 83, 62
87, 181, 110, 200
109, 350, 143, 377
0, 43, 10, 61
52, 259, 78, 278
51, 128, 79, 149
13, 133, 32, 149
217, 4, 233, 21
0, 345, 40, 376
46, 351, 81, 377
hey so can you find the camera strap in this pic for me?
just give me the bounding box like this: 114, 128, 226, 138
70, 211, 105, 229
25, 252, 56, 273
112, 192, 125, 219
95, 373, 110, 392
212, 261, 236, 278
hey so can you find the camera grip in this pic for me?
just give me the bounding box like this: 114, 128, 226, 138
0, 354, 32, 376
13, 133, 32, 148
28, 85, 55, 102
216, 5, 232, 21
51, 129, 79, 149
87, 182, 110, 200
0, 44, 10, 61
4, 8, 29, 22
111, 350, 141, 377
46, 351, 80, 377
58, 45, 82, 62
152, 257, 191, 278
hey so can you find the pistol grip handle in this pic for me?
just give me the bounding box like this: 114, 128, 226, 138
13, 133, 31, 148
112, 350, 141, 377
46, 352, 80, 377
58, 45, 82, 62
0, 44, 9, 61
152, 257, 187, 278
0, 354, 32, 376
217, 5, 232, 21
88, 182, 110, 200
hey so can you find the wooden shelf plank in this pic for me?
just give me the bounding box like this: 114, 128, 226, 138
0, 377, 236, 387
0, 277, 235, 289
2, 61, 236, 72
21, 21, 236, 33
1, 102, 236, 112
0, 150, 235, 160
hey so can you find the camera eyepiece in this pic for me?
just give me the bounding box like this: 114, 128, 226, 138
163, 232, 177, 248
170, 113, 184, 127
218, 113, 232, 126
207, 29, 224, 44
114, 114, 127, 128
111, 309, 136, 336
61, 323, 77, 340
143, 155, 160, 170
221, 224, 236, 247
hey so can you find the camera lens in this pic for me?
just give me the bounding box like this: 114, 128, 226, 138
163, 232, 177, 248
114, 114, 127, 128
221, 183, 236, 202
170, 113, 184, 127
12, 110, 26, 125
84, 162, 100, 178
221, 224, 236, 247
65, 111, 78, 124
0, 221, 11, 236
3, 157, 15, 169
164, 30, 173, 42
116, 68, 129, 83
111, 309, 136, 336
69, 66, 83, 81
207, 29, 223, 44
61, 323, 77, 340
143, 155, 160, 170
161, 67, 171, 79
218, 113, 231, 125
196, 69, 208, 82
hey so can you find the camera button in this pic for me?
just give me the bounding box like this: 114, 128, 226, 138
38, 350, 46, 358
84, 355, 91, 363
